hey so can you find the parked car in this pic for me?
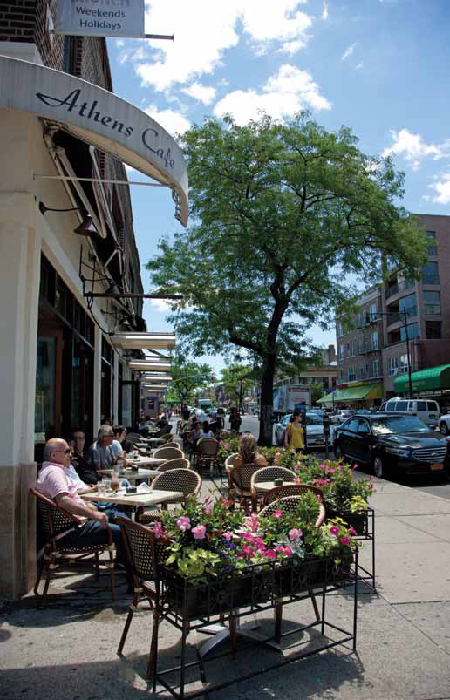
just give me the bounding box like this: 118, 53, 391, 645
439, 413, 450, 435
274, 412, 327, 449
333, 412, 450, 479
329, 410, 353, 424
379, 398, 440, 428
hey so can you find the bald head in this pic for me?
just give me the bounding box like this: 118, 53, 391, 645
44, 438, 69, 465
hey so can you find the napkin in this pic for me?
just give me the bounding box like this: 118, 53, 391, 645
136, 483, 152, 493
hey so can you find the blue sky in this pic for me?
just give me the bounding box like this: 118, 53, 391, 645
107, 0, 450, 374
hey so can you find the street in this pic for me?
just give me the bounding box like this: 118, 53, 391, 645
234, 413, 450, 500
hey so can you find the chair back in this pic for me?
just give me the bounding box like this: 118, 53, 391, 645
259, 489, 325, 528
157, 457, 190, 472
163, 442, 182, 449
224, 452, 238, 472
250, 466, 296, 490
127, 432, 142, 444
116, 516, 164, 581
152, 447, 183, 460
152, 468, 201, 498
197, 438, 219, 456
231, 462, 261, 491
30, 487, 81, 540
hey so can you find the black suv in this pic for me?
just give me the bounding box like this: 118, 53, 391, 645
333, 412, 450, 479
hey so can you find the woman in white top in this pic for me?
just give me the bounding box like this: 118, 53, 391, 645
200, 421, 214, 439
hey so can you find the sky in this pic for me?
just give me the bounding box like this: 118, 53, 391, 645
106, 0, 450, 375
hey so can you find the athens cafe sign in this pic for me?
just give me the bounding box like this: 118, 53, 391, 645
0, 56, 188, 226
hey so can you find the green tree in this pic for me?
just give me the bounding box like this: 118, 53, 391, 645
168, 356, 214, 407
310, 383, 325, 405
147, 113, 427, 445
220, 364, 255, 412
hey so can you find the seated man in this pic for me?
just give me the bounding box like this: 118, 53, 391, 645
86, 425, 116, 470
112, 425, 135, 455
71, 428, 99, 485
36, 438, 132, 585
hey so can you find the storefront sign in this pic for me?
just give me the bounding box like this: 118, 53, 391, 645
0, 56, 188, 225
55, 0, 145, 38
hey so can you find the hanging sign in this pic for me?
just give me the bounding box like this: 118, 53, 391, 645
55, 0, 145, 38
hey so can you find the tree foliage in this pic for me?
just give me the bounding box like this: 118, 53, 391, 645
220, 364, 255, 408
147, 113, 428, 444
168, 355, 214, 406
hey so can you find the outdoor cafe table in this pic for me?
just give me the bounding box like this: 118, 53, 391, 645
98, 468, 161, 482
255, 480, 296, 492
83, 488, 184, 519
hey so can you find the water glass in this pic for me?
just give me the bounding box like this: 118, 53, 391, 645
97, 481, 107, 496
103, 478, 112, 494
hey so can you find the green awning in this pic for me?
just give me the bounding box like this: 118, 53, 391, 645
318, 383, 382, 404
394, 364, 450, 393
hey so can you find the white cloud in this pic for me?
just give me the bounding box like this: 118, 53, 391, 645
428, 173, 450, 204
322, 2, 329, 20
342, 42, 356, 60
149, 299, 173, 312
214, 64, 331, 125
382, 129, 450, 170
127, 1, 312, 91
144, 106, 191, 137
181, 82, 216, 105
355, 62, 364, 69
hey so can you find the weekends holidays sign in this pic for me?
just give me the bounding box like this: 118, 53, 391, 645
0, 56, 188, 226
55, 0, 145, 38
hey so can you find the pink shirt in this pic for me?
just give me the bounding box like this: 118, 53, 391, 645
36, 461, 84, 505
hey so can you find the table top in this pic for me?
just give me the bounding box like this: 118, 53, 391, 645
98, 467, 161, 480
131, 457, 167, 467
255, 480, 297, 493
83, 488, 184, 508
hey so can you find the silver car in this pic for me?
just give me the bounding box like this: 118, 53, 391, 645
274, 412, 326, 449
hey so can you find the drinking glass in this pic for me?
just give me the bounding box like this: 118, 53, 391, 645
103, 478, 112, 494
97, 481, 106, 496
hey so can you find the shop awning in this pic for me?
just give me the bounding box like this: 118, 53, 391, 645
128, 361, 171, 372
0, 56, 188, 225
111, 333, 176, 350
143, 375, 172, 383
394, 364, 450, 393
318, 383, 382, 404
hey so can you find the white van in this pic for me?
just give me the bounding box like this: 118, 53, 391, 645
379, 397, 440, 428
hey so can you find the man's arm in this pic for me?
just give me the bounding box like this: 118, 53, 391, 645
55, 494, 108, 527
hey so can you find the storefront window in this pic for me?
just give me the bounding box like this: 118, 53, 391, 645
35, 337, 57, 444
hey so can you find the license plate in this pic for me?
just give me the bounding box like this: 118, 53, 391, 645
431, 463, 444, 471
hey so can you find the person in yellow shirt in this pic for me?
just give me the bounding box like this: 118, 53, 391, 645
284, 410, 304, 452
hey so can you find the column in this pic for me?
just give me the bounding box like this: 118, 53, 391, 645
93, 325, 102, 434
113, 350, 120, 424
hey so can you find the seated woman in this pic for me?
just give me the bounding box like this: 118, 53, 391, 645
199, 420, 214, 440
233, 433, 267, 469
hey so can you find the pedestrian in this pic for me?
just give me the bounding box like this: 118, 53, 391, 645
284, 409, 305, 453
229, 407, 242, 433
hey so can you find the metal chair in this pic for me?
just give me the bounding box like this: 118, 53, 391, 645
116, 517, 166, 683
139, 469, 202, 524
156, 457, 190, 472
195, 438, 221, 476
152, 447, 184, 460
260, 488, 326, 528
30, 488, 115, 605
250, 466, 296, 511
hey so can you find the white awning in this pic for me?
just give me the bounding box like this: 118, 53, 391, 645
143, 375, 172, 382
143, 385, 168, 390
111, 332, 176, 350
0, 56, 188, 225
128, 360, 171, 372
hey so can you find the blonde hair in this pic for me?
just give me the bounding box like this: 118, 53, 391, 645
239, 434, 257, 464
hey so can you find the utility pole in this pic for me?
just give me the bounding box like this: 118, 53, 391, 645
401, 310, 414, 399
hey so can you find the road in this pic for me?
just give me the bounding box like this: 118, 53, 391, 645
230, 413, 450, 501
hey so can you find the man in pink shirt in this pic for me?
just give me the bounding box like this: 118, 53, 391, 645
36, 438, 132, 585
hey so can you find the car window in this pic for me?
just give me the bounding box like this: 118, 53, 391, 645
417, 401, 427, 411
345, 418, 360, 432
396, 401, 408, 411
371, 415, 429, 434
386, 402, 396, 411
357, 419, 370, 434
427, 402, 438, 411
306, 414, 324, 425
282, 415, 292, 426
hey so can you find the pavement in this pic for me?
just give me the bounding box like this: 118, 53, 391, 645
1, 426, 450, 699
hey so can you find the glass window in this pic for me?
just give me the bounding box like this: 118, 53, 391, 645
372, 360, 379, 377
399, 293, 417, 318
338, 345, 344, 361
346, 343, 350, 357
371, 331, 379, 350
399, 354, 409, 374
427, 401, 439, 411
35, 337, 57, 444
400, 323, 420, 341
369, 303, 378, 321
337, 321, 343, 337
424, 290, 441, 315
426, 321, 441, 339
346, 418, 360, 432
371, 416, 428, 434
388, 356, 399, 376
417, 401, 427, 411
422, 261, 440, 285
395, 401, 408, 411
426, 231, 437, 256
348, 366, 356, 382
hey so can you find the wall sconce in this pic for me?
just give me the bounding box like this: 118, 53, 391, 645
38, 201, 98, 236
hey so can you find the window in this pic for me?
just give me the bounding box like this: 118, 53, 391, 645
422, 261, 440, 285
369, 303, 378, 321
399, 293, 417, 318
427, 401, 439, 411
417, 401, 427, 411
337, 321, 343, 337
346, 418, 360, 433
388, 356, 399, 376
371, 331, 379, 350
348, 366, 356, 382
359, 365, 366, 379
399, 354, 409, 374
338, 345, 344, 362
426, 321, 441, 339
426, 231, 437, 256
395, 401, 408, 411
346, 343, 350, 357
400, 323, 420, 341
372, 360, 380, 377
351, 340, 358, 357
424, 290, 441, 315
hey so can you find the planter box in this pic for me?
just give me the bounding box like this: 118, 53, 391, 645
325, 506, 368, 536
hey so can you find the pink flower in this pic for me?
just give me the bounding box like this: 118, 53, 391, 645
328, 468, 335, 474
192, 525, 206, 540
294, 476, 301, 485
242, 532, 255, 543
255, 537, 264, 547
153, 521, 164, 539
264, 549, 276, 559
283, 546, 292, 556
273, 510, 283, 519
176, 516, 191, 532
223, 531, 233, 541
330, 526, 339, 536
244, 514, 260, 532
352, 463, 359, 471
242, 545, 253, 556
340, 536, 350, 546
349, 527, 357, 536
289, 528, 302, 541
320, 464, 327, 472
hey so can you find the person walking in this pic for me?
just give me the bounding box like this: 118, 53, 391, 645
284, 409, 305, 453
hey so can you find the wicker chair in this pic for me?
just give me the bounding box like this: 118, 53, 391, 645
139, 469, 202, 525
259, 488, 326, 528
30, 488, 115, 605
156, 457, 190, 472
225, 452, 238, 492
162, 442, 183, 449
116, 517, 166, 683
250, 466, 296, 511
195, 438, 221, 476
152, 447, 184, 460
229, 462, 262, 513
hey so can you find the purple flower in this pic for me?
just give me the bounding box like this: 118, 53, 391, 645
153, 521, 164, 539
273, 510, 283, 519
289, 528, 302, 541
349, 527, 357, 536
330, 526, 339, 536
176, 516, 191, 532
340, 536, 350, 546
223, 531, 233, 541
192, 525, 207, 540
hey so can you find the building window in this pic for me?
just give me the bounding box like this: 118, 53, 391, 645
337, 321, 343, 337
388, 356, 399, 376
351, 340, 358, 357
426, 231, 437, 256
369, 303, 378, 322
422, 261, 440, 285
399, 354, 409, 374
426, 321, 441, 339
400, 323, 420, 341
399, 293, 417, 318
372, 359, 379, 377
424, 290, 441, 315
338, 345, 344, 362
371, 331, 379, 350
348, 366, 356, 382
346, 343, 350, 357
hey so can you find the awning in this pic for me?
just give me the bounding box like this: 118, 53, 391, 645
111, 333, 176, 350
128, 361, 171, 372
143, 385, 167, 391
0, 56, 188, 225
143, 375, 172, 383
394, 364, 450, 393
318, 383, 382, 404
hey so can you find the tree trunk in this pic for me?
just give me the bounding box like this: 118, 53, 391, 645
258, 353, 276, 446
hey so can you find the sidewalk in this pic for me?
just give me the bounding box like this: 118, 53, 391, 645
1, 476, 450, 700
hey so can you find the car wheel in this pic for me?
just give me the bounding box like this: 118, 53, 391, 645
373, 456, 385, 479
440, 422, 449, 435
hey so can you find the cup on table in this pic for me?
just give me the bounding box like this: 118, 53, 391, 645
102, 478, 112, 494
97, 481, 107, 496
